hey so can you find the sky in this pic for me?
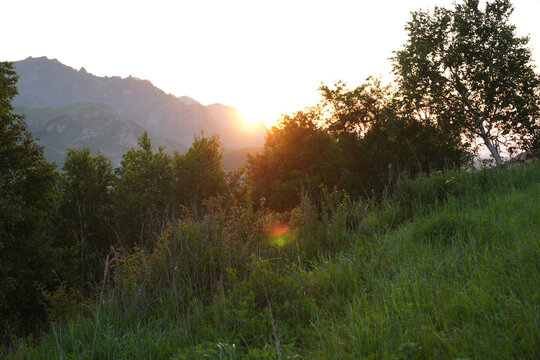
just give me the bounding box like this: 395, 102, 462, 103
3, 0, 540, 128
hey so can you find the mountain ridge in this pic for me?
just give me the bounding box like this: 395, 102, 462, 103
13, 56, 266, 148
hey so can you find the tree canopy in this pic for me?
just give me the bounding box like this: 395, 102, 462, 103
115, 131, 173, 248
172, 133, 226, 207
0, 62, 58, 341
393, 0, 540, 165
247, 109, 342, 211
57, 148, 116, 295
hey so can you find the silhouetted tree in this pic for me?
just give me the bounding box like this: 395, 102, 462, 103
247, 109, 342, 211
0, 62, 58, 342
354, 110, 469, 193
172, 134, 226, 208
56, 148, 116, 295
318, 80, 468, 195
393, 0, 540, 166
318, 79, 393, 195
115, 132, 172, 249
319, 77, 391, 138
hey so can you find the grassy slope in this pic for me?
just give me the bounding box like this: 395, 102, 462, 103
313, 169, 540, 359
10, 162, 540, 359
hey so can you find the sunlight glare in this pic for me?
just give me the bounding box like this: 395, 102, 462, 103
263, 117, 278, 130
238, 107, 280, 130
263, 221, 294, 248
238, 108, 262, 128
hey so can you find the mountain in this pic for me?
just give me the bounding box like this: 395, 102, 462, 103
222, 146, 263, 171
12, 56, 266, 148
15, 102, 187, 165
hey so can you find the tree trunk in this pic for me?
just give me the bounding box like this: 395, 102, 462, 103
476, 118, 503, 167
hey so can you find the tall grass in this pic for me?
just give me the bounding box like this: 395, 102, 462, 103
312, 166, 540, 359
7, 161, 540, 359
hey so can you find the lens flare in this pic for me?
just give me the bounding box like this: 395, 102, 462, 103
263, 221, 293, 248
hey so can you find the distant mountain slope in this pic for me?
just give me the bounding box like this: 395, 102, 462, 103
13, 56, 266, 148
15, 102, 187, 165
222, 146, 263, 171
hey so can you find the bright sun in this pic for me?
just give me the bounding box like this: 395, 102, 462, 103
263, 117, 278, 129
239, 108, 278, 129
240, 113, 260, 127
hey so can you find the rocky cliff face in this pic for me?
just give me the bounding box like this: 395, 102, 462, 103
13, 57, 266, 148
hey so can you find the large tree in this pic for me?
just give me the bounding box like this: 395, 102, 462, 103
115, 132, 173, 249
318, 80, 468, 195
172, 133, 226, 208
247, 109, 342, 210
56, 148, 116, 295
0, 62, 58, 341
393, 0, 540, 166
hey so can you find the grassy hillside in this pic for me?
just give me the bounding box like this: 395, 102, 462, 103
8, 162, 540, 359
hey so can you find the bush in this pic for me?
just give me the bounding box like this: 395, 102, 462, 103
110, 197, 276, 306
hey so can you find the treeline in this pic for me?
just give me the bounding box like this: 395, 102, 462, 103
1, 107, 233, 334
2, 0, 540, 346
248, 78, 469, 210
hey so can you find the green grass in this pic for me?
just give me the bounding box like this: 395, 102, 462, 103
7, 162, 540, 359
312, 177, 540, 359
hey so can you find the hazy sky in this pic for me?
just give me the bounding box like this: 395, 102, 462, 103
3, 0, 539, 127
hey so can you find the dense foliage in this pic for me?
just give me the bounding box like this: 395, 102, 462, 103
248, 109, 342, 210
0, 62, 58, 342
56, 148, 116, 296
248, 78, 469, 208
393, 0, 540, 165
